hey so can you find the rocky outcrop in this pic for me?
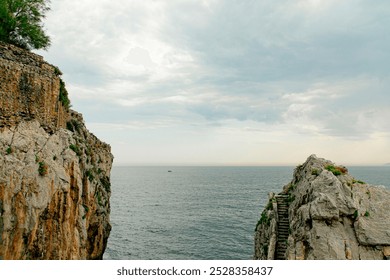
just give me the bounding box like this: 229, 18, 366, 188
254, 155, 390, 260
0, 43, 113, 259
0, 42, 67, 131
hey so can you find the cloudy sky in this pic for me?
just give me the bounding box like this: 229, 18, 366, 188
37, 0, 390, 165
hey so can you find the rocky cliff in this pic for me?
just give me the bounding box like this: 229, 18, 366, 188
0, 42, 113, 259
254, 155, 390, 260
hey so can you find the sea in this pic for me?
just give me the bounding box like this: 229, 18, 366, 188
103, 166, 390, 260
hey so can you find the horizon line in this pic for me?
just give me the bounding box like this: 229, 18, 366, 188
112, 162, 390, 167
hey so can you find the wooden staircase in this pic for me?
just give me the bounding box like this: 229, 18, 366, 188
275, 194, 289, 260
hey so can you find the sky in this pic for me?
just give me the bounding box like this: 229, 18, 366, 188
37, 0, 390, 166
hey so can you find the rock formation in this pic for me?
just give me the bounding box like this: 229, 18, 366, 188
0, 42, 113, 259
254, 155, 390, 260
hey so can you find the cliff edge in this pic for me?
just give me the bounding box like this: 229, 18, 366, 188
254, 155, 390, 260
0, 42, 113, 259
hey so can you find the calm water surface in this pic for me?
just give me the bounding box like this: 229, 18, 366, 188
104, 166, 389, 260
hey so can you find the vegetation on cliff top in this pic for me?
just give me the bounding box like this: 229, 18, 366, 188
59, 78, 71, 110
0, 0, 51, 50
325, 164, 347, 176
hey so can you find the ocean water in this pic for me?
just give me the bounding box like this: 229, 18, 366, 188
104, 166, 390, 260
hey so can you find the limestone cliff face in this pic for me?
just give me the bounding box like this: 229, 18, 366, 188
254, 155, 390, 260
0, 42, 67, 130
0, 43, 113, 259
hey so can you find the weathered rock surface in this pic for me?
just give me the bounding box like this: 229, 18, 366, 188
254, 155, 390, 260
0, 43, 113, 259
0, 42, 67, 130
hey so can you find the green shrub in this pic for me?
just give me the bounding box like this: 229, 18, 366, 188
286, 183, 296, 193
0, 0, 51, 50
353, 210, 359, 220
66, 121, 73, 132
311, 169, 319, 176
287, 194, 295, 204
66, 119, 81, 133
38, 161, 48, 176
266, 200, 273, 210
255, 212, 269, 231
59, 79, 71, 109
6, 146, 12, 155
69, 144, 81, 156
325, 165, 347, 176
53, 66, 62, 76
86, 170, 94, 182
100, 176, 111, 192
364, 211, 370, 217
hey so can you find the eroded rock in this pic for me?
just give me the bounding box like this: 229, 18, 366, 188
254, 155, 390, 260
0, 43, 113, 259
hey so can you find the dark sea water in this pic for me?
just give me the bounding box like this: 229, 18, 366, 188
103, 166, 390, 260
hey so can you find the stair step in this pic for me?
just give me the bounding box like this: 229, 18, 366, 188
275, 195, 290, 260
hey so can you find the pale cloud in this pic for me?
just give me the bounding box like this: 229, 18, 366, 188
36, 0, 390, 165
